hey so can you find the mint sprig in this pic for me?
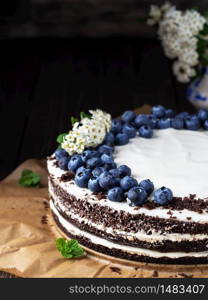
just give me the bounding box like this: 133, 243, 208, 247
18, 169, 41, 188
56, 238, 84, 259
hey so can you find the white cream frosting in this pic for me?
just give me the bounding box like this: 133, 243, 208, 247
47, 159, 208, 224
51, 200, 208, 259
49, 184, 208, 243
115, 128, 208, 198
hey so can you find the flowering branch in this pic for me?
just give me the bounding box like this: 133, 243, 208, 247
147, 2, 207, 83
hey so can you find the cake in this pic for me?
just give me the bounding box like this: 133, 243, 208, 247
48, 107, 208, 264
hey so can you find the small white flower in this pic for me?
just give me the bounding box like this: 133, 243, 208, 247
161, 1, 172, 12
179, 48, 199, 66
147, 18, 157, 26
173, 60, 196, 83
149, 5, 162, 20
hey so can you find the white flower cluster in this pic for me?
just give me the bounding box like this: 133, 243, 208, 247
147, 3, 207, 82
61, 110, 111, 156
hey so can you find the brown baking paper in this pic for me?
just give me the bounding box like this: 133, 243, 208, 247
0, 160, 208, 278
0, 106, 208, 278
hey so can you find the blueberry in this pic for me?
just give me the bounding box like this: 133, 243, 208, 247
185, 116, 200, 131
98, 145, 114, 155
92, 167, 106, 177
203, 119, 208, 130
86, 157, 103, 169
158, 118, 171, 129
134, 114, 150, 128
68, 154, 83, 172
138, 179, 154, 195
99, 174, 118, 190
176, 112, 189, 119
99, 171, 110, 180
138, 125, 153, 138
58, 157, 70, 170
121, 110, 136, 123
103, 163, 117, 171
108, 187, 124, 202
76, 166, 86, 175
153, 186, 173, 205
88, 177, 101, 192
122, 124, 137, 138
109, 168, 120, 177
103, 132, 115, 145
55, 148, 69, 160
82, 150, 99, 162
115, 133, 129, 145
120, 176, 138, 191
171, 117, 184, 129
198, 109, 208, 121
101, 153, 114, 164
111, 120, 122, 133
165, 109, 174, 118
152, 105, 165, 118
128, 186, 148, 206
118, 165, 131, 177
148, 115, 158, 129
74, 168, 91, 188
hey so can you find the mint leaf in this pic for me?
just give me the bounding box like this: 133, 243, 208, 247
56, 238, 84, 259
18, 169, 41, 188
56, 133, 67, 144
56, 238, 66, 252
80, 112, 91, 120
71, 116, 78, 126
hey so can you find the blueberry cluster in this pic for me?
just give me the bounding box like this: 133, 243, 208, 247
150, 105, 208, 131
55, 146, 165, 205
54, 106, 208, 207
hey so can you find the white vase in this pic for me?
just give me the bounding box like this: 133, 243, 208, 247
187, 67, 208, 110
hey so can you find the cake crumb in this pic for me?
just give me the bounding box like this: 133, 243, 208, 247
43, 201, 49, 209
110, 267, 122, 274
60, 172, 75, 182
152, 270, 158, 277
93, 192, 106, 200
41, 215, 48, 224
178, 273, 193, 278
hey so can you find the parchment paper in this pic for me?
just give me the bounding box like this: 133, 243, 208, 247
0, 106, 208, 278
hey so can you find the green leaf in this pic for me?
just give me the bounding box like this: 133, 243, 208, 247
56, 238, 66, 252
80, 112, 91, 120
70, 116, 78, 126
56, 238, 84, 259
56, 133, 67, 144
18, 169, 41, 188
197, 34, 208, 65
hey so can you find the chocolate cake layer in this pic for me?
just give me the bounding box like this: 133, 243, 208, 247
52, 211, 208, 265
51, 196, 208, 253
49, 177, 208, 235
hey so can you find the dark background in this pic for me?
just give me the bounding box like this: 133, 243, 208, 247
0, 0, 203, 180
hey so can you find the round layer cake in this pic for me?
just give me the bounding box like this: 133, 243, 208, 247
48, 109, 208, 264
